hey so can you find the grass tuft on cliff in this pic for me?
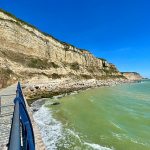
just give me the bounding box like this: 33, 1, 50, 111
0, 50, 59, 69
0, 8, 93, 54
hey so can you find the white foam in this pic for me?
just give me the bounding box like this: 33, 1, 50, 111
33, 105, 63, 150
110, 121, 121, 130
33, 103, 114, 150
65, 129, 114, 150
112, 132, 122, 140
112, 133, 149, 147
84, 142, 113, 150
130, 138, 149, 147
122, 134, 150, 147
66, 129, 82, 143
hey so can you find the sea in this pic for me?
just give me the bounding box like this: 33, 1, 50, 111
33, 80, 150, 150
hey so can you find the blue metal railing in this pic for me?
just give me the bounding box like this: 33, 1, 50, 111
8, 100, 20, 150
8, 82, 35, 150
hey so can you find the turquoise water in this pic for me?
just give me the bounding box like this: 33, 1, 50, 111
37, 80, 150, 150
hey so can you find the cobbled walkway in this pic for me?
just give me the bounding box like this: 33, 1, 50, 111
0, 84, 16, 150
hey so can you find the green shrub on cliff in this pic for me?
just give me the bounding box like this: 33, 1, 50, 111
81, 74, 93, 79
0, 68, 13, 78
70, 62, 80, 70
51, 73, 61, 79
27, 59, 59, 69
1, 50, 59, 69
28, 59, 42, 68
98, 57, 106, 61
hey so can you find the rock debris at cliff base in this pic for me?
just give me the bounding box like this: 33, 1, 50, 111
0, 9, 142, 89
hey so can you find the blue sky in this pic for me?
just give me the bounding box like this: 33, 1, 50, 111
1, 0, 150, 77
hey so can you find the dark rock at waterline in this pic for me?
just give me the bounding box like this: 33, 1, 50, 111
30, 98, 47, 111
51, 102, 60, 106
32, 108, 39, 112
35, 86, 40, 89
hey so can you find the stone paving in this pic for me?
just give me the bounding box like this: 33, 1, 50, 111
0, 84, 46, 150
0, 84, 16, 149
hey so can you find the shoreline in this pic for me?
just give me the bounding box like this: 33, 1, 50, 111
22, 77, 142, 106
32, 103, 114, 150
30, 78, 146, 150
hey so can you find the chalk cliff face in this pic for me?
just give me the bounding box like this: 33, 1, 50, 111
0, 9, 123, 88
122, 72, 143, 81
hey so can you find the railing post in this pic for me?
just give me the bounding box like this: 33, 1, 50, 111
0, 96, 1, 115
21, 121, 27, 150
8, 100, 20, 150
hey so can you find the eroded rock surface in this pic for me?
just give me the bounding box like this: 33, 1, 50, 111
122, 72, 143, 81
0, 9, 123, 88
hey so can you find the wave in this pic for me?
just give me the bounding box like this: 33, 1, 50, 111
66, 128, 82, 143
84, 142, 113, 150
110, 121, 121, 130
65, 128, 114, 150
33, 104, 63, 150
33, 102, 114, 150
112, 132, 150, 147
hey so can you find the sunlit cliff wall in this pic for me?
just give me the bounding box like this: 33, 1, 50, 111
0, 9, 122, 88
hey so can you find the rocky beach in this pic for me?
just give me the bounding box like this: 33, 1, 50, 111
23, 76, 134, 101
0, 8, 147, 150
29, 80, 150, 150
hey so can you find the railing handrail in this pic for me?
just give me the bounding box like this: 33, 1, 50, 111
8, 100, 20, 150
8, 82, 35, 150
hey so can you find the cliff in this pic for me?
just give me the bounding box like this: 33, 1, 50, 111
0, 9, 123, 88
122, 72, 143, 81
